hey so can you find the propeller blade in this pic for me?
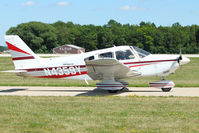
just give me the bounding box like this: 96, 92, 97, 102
177, 55, 182, 63
177, 49, 182, 64
178, 49, 183, 73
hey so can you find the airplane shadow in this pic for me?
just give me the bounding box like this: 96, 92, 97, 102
26, 88, 150, 96
29, 89, 91, 92
0, 88, 27, 93
25, 88, 120, 96
75, 88, 162, 96
76, 89, 120, 96
0, 87, 162, 96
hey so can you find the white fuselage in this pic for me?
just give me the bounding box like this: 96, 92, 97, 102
5, 35, 191, 92
16, 46, 189, 80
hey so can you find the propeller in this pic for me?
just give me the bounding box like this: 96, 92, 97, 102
177, 49, 183, 72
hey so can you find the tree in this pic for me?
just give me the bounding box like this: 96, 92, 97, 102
74, 25, 97, 51
6, 20, 199, 54
7, 22, 58, 53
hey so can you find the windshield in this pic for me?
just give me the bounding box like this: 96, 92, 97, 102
132, 46, 150, 58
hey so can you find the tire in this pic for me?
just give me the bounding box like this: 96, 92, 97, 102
108, 90, 118, 93
161, 88, 172, 92
121, 87, 129, 91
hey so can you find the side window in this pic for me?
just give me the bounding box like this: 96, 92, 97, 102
84, 56, 94, 61
116, 50, 135, 60
116, 51, 125, 60
125, 50, 135, 59
99, 52, 113, 59
89, 56, 94, 60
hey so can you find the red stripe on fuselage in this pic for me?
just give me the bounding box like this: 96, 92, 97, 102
35, 71, 87, 78
128, 63, 153, 68
6, 42, 31, 55
124, 59, 177, 65
12, 56, 35, 60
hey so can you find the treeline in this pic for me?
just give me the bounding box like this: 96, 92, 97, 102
6, 20, 199, 53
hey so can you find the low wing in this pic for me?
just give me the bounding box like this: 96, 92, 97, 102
1, 70, 27, 73
85, 59, 141, 80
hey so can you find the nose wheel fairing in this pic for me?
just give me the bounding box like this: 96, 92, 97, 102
150, 80, 175, 92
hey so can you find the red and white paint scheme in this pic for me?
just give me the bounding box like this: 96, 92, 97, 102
5, 35, 190, 92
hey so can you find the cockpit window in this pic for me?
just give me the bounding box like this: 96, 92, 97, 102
116, 50, 135, 60
84, 56, 94, 61
132, 46, 150, 58
99, 52, 113, 59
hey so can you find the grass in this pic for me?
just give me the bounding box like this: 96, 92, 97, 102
0, 57, 198, 87
0, 96, 199, 133
0, 57, 199, 132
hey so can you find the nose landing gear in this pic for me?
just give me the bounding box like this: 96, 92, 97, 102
150, 80, 175, 92
161, 87, 172, 92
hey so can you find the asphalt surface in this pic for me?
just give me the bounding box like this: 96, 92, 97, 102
0, 86, 199, 97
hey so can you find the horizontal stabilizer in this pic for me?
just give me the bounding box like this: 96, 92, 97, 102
1, 70, 27, 73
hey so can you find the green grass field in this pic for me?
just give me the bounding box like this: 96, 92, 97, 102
0, 96, 199, 133
0, 57, 199, 133
0, 57, 198, 87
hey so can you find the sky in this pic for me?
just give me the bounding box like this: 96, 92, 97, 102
0, 0, 199, 46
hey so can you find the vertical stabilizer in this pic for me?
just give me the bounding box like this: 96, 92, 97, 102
5, 35, 40, 69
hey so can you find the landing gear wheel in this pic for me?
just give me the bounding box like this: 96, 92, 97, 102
161, 88, 172, 92
108, 90, 118, 93
121, 87, 129, 91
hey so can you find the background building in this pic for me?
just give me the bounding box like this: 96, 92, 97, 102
53, 44, 85, 54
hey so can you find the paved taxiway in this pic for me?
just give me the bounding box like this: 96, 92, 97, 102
0, 86, 199, 97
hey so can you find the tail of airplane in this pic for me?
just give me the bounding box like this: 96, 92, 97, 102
5, 35, 40, 69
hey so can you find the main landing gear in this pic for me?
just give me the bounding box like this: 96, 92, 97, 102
96, 80, 129, 93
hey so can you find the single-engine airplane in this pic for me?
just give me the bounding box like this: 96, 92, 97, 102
4, 35, 190, 92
